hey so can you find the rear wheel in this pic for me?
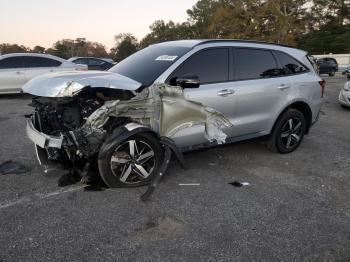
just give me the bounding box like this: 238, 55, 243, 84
98, 132, 163, 188
329, 71, 335, 77
267, 109, 306, 154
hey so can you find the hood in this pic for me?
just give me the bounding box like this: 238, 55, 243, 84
22, 71, 142, 97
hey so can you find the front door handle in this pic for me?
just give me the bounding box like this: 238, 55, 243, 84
277, 84, 291, 90
16, 71, 24, 75
217, 89, 235, 96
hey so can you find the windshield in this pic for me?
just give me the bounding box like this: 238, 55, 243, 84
109, 45, 191, 86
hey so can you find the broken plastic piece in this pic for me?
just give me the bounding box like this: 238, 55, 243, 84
229, 181, 250, 187
0, 160, 27, 175
141, 146, 172, 202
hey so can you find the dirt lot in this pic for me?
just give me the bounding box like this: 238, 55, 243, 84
0, 76, 349, 262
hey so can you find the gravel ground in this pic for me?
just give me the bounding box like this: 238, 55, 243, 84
0, 76, 349, 262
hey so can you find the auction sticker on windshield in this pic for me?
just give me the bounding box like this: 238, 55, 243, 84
155, 55, 178, 61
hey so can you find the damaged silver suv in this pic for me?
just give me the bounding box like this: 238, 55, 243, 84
23, 40, 323, 188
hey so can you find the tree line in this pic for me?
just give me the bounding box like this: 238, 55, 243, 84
1, 0, 350, 62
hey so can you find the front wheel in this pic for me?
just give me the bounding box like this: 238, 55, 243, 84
98, 132, 163, 188
267, 109, 306, 154
329, 71, 335, 77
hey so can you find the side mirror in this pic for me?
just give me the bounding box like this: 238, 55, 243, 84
176, 75, 200, 88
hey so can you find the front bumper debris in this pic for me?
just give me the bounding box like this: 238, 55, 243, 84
26, 120, 63, 149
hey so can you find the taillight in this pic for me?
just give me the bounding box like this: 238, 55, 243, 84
319, 79, 325, 98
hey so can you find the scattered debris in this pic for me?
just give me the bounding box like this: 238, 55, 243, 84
83, 184, 107, 192
0, 160, 27, 175
229, 181, 250, 187
179, 183, 201, 186
57, 171, 81, 187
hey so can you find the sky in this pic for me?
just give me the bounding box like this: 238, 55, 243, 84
0, 0, 198, 50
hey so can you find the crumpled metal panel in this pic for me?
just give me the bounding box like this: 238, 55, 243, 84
83, 83, 233, 144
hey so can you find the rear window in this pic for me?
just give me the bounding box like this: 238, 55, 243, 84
73, 58, 88, 65
109, 45, 191, 86
234, 48, 278, 80
88, 59, 105, 66
274, 51, 308, 74
23, 57, 62, 67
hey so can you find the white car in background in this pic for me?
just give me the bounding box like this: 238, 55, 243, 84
0, 53, 87, 94
339, 81, 350, 108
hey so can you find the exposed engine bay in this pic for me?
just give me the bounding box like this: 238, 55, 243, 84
31, 88, 134, 168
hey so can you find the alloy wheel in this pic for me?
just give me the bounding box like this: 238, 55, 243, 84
110, 139, 155, 184
280, 118, 303, 149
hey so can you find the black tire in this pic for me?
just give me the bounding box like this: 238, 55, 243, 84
267, 109, 306, 154
341, 104, 350, 109
98, 132, 163, 188
329, 71, 335, 77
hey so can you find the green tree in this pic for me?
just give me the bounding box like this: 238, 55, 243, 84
187, 0, 221, 37
0, 43, 29, 54
47, 38, 109, 59
298, 24, 350, 54
311, 0, 350, 28
111, 33, 138, 62
140, 20, 195, 48
32, 45, 46, 53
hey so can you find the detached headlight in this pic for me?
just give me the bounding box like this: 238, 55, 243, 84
344, 82, 350, 91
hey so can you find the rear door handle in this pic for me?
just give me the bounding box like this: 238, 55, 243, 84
217, 89, 235, 96
16, 71, 24, 75
277, 84, 291, 90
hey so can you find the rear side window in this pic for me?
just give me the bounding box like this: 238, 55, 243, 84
234, 48, 277, 80
170, 48, 229, 84
73, 58, 86, 64
88, 59, 104, 66
274, 51, 307, 74
23, 57, 62, 68
0, 57, 25, 69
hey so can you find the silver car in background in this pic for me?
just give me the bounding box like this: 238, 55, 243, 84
0, 53, 87, 94
23, 40, 323, 188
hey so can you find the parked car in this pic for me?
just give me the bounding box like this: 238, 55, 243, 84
317, 57, 338, 76
0, 53, 87, 94
342, 67, 350, 80
68, 57, 115, 71
23, 40, 323, 188
339, 81, 350, 108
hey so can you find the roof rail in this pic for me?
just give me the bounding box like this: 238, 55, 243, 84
194, 39, 294, 49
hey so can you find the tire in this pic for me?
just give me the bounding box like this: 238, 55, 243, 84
267, 109, 306, 154
98, 132, 163, 188
329, 71, 335, 77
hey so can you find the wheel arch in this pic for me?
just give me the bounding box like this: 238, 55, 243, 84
271, 101, 313, 135
98, 123, 159, 160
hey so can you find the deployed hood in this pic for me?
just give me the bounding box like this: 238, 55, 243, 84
22, 71, 142, 97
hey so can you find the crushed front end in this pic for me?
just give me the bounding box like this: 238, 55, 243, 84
27, 88, 134, 173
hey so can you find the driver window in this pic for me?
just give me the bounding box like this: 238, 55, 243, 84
169, 48, 229, 85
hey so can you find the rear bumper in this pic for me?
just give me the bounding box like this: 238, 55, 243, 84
26, 120, 63, 149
